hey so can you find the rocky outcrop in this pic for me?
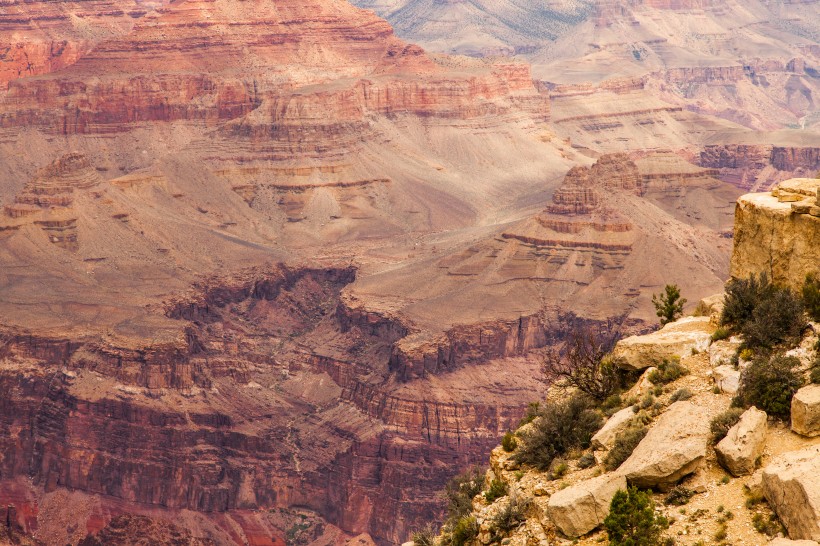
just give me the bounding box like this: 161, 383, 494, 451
712, 365, 740, 394
613, 317, 713, 371
730, 178, 820, 291
715, 407, 767, 477
762, 445, 820, 541
791, 385, 820, 437
77, 515, 216, 546
591, 406, 636, 451
546, 473, 626, 538
619, 401, 712, 491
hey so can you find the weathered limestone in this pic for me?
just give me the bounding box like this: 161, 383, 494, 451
625, 367, 657, 399
613, 316, 712, 371
715, 407, 767, 476
712, 365, 740, 394
547, 472, 626, 538
619, 401, 712, 491
731, 179, 820, 292
791, 385, 820, 437
762, 445, 820, 541
591, 406, 636, 450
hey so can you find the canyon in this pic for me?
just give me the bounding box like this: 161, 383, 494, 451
0, 0, 817, 545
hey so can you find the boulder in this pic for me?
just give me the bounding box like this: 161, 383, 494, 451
696, 293, 725, 325
762, 445, 820, 541
791, 385, 820, 437
547, 472, 626, 537
624, 367, 657, 399
591, 406, 635, 450
619, 401, 711, 491
613, 317, 713, 371
768, 539, 820, 546
712, 365, 740, 394
709, 338, 741, 368
715, 407, 767, 476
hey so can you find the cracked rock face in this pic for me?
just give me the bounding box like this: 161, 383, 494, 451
791, 385, 820, 438
763, 445, 820, 541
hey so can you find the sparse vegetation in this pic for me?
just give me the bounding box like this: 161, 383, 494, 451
710, 407, 744, 444
648, 358, 689, 386
512, 395, 603, 471
501, 431, 517, 452
653, 284, 687, 326
735, 354, 803, 420
711, 327, 731, 342
518, 402, 540, 427
412, 526, 436, 546
669, 388, 692, 402
751, 513, 783, 537
664, 486, 695, 506
604, 425, 647, 471
490, 490, 531, 539
578, 452, 596, 469
604, 487, 668, 546
721, 273, 773, 329
803, 273, 820, 322
444, 467, 485, 522
484, 478, 508, 503
541, 321, 630, 401
449, 516, 478, 546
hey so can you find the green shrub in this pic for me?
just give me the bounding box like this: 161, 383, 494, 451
484, 478, 508, 503
751, 513, 782, 537
604, 487, 668, 546
652, 284, 687, 326
663, 485, 695, 506
445, 467, 485, 521
549, 459, 569, 480
512, 395, 603, 471
501, 431, 517, 452
578, 452, 596, 469
736, 354, 804, 420
711, 327, 731, 342
518, 402, 540, 427
604, 425, 647, 471
648, 359, 689, 385
740, 287, 805, 348
710, 407, 744, 444
803, 273, 820, 322
811, 365, 820, 384
451, 516, 478, 546
669, 388, 692, 402
721, 273, 773, 329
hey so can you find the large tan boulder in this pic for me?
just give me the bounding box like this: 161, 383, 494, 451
731, 181, 820, 292
768, 539, 820, 546
619, 401, 711, 491
715, 407, 767, 476
547, 472, 626, 538
709, 338, 741, 368
792, 385, 820, 437
591, 406, 635, 451
613, 317, 712, 371
762, 445, 820, 541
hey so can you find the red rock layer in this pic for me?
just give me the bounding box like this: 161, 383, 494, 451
700, 144, 820, 190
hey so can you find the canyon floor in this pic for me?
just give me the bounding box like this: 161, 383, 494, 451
0, 0, 818, 545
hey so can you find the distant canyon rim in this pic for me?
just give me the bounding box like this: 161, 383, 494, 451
0, 0, 818, 545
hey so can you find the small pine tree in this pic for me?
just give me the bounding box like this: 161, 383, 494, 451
604, 487, 667, 546
652, 285, 686, 326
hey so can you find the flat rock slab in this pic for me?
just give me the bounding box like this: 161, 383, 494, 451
547, 472, 626, 538
762, 445, 820, 541
591, 406, 636, 451
715, 406, 767, 477
620, 401, 711, 491
613, 317, 713, 371
792, 384, 820, 437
